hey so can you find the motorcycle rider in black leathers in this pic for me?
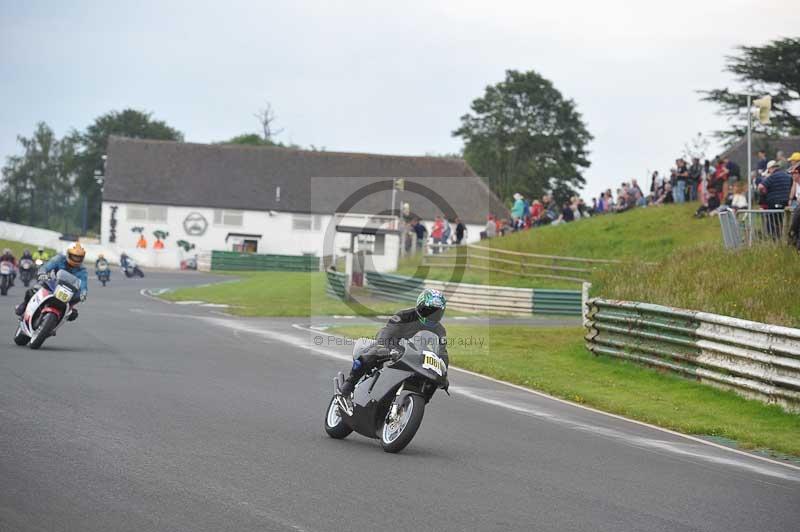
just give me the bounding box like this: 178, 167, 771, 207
339, 288, 448, 396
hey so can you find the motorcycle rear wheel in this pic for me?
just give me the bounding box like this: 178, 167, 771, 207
29, 313, 57, 350
380, 395, 425, 453
324, 395, 353, 439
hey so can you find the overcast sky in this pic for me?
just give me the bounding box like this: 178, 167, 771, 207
1, 0, 797, 200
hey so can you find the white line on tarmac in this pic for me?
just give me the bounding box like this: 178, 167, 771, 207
128, 305, 800, 480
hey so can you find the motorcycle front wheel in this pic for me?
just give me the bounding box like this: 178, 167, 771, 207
0, 276, 8, 296
380, 394, 425, 453
324, 395, 353, 439
29, 313, 57, 350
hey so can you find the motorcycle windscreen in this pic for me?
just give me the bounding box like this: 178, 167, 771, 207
56, 269, 81, 291
408, 330, 440, 355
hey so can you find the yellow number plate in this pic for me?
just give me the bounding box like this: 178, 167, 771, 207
55, 286, 72, 302
422, 352, 445, 376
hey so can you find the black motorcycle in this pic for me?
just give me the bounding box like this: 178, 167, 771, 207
325, 330, 449, 453
19, 258, 35, 287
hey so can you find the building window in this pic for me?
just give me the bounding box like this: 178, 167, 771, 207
214, 209, 243, 226
127, 205, 147, 221
148, 205, 168, 222
292, 213, 312, 231
127, 205, 168, 222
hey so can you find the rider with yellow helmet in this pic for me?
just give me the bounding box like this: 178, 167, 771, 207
15, 242, 88, 321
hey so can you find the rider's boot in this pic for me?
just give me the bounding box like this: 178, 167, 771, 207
67, 309, 78, 322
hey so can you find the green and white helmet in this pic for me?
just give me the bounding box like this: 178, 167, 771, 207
415, 288, 446, 325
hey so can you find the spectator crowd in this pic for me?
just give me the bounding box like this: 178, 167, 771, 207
402, 148, 800, 252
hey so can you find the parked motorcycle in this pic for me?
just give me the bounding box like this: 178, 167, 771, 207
96, 261, 111, 286
0, 260, 14, 296
122, 259, 144, 278
14, 270, 81, 349
324, 330, 449, 453
19, 258, 35, 287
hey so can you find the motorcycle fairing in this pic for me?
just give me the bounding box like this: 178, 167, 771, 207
348, 367, 414, 438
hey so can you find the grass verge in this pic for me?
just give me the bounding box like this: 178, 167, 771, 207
593, 242, 800, 328
161, 271, 401, 317
331, 323, 800, 458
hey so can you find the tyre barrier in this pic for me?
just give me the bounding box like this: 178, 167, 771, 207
584, 298, 800, 413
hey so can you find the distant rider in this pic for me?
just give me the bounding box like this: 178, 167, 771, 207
339, 288, 448, 396
1, 248, 17, 286
32, 246, 50, 263
15, 242, 88, 322
95, 253, 109, 269
120, 252, 130, 269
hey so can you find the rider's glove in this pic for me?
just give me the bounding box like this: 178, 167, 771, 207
389, 348, 402, 361
80, 293, 87, 303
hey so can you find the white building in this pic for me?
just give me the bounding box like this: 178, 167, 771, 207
101, 137, 507, 270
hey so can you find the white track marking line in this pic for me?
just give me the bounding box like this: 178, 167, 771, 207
289, 322, 800, 476
128, 301, 800, 477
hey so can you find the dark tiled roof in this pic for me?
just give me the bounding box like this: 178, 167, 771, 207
103, 137, 506, 224
720, 135, 800, 174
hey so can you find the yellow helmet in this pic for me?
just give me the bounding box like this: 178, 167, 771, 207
66, 242, 86, 267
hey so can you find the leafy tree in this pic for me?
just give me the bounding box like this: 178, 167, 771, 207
701, 37, 800, 143
0, 122, 77, 230
453, 69, 593, 203
71, 109, 183, 231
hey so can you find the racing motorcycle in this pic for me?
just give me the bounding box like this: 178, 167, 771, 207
122, 259, 144, 278
324, 330, 449, 453
19, 258, 35, 287
96, 261, 111, 286
14, 270, 81, 349
0, 260, 14, 296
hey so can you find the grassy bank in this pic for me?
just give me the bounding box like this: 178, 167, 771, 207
331, 324, 800, 458
162, 271, 400, 317
0, 239, 55, 258
397, 203, 720, 289
593, 242, 800, 328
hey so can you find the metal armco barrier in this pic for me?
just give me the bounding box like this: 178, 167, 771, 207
211, 251, 319, 272
585, 298, 800, 413
325, 270, 348, 300
362, 271, 582, 317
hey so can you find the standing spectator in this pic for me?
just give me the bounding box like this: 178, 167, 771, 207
482, 215, 496, 239
674, 159, 689, 203
688, 158, 702, 202
412, 218, 427, 249
596, 193, 606, 213
510, 192, 525, 229
454, 217, 466, 245
649, 171, 661, 200
758, 160, 792, 239
136, 234, 148, 249
430, 216, 444, 253
442, 217, 452, 245
630, 179, 645, 206
530, 199, 543, 224
714, 157, 730, 203
788, 163, 800, 249
776, 150, 789, 171
756, 150, 768, 174
789, 152, 800, 169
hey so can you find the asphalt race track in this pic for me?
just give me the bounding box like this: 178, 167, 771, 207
1, 271, 798, 532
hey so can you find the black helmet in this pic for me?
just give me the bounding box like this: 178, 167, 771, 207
415, 288, 447, 325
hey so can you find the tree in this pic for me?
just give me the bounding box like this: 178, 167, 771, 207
682, 132, 711, 161
453, 70, 593, 204
701, 38, 800, 143
71, 109, 183, 231
0, 122, 76, 230
253, 102, 283, 143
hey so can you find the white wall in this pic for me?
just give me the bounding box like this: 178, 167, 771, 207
100, 202, 403, 271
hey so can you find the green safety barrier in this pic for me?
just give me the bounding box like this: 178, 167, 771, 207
211, 251, 319, 272
531, 289, 582, 315
364, 271, 424, 303
326, 270, 348, 300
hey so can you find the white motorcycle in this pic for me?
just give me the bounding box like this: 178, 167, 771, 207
14, 270, 81, 349
0, 260, 14, 296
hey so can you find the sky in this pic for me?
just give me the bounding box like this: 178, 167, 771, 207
1, 0, 797, 200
